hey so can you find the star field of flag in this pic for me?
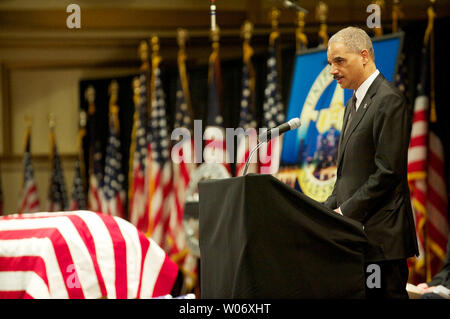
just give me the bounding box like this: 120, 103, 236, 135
70, 158, 86, 210
149, 67, 170, 165
262, 48, 284, 129
102, 116, 125, 216
147, 62, 174, 249
239, 62, 256, 129
174, 77, 192, 131
134, 74, 148, 169
129, 73, 149, 231
206, 59, 223, 127
48, 140, 68, 211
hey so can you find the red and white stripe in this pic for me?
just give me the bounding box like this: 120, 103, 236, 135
147, 159, 173, 252
169, 138, 194, 254
18, 180, 40, 213
169, 138, 198, 281
426, 130, 449, 259
101, 190, 125, 219
0, 211, 178, 299
88, 175, 102, 213
407, 94, 449, 280
129, 162, 148, 232
407, 96, 428, 273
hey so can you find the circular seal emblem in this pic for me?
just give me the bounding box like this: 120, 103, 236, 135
294, 65, 345, 202
183, 163, 231, 257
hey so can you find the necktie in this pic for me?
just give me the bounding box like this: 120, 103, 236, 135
343, 94, 357, 137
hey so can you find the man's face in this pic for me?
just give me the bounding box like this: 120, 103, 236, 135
327, 42, 365, 90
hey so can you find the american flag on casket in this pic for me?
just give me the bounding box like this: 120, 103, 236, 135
0, 210, 179, 299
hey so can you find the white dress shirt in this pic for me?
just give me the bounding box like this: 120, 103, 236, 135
354, 69, 380, 111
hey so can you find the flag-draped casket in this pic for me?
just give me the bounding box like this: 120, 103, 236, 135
0, 210, 178, 299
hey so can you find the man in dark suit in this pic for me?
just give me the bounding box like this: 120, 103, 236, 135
324, 26, 419, 298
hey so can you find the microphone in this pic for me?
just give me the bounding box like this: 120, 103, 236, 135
242, 118, 301, 176
258, 117, 301, 143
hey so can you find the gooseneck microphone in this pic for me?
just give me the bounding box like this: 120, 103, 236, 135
258, 118, 301, 143
242, 118, 301, 176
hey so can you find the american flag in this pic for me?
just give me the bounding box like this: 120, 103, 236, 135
70, 118, 87, 211
47, 128, 68, 212
0, 210, 179, 299
395, 52, 408, 97
88, 146, 103, 213
147, 59, 173, 251
407, 33, 449, 283
236, 39, 258, 176
169, 49, 198, 288
101, 81, 125, 218
203, 42, 231, 172
86, 86, 104, 213
70, 159, 86, 211
129, 74, 149, 232
18, 128, 40, 213
259, 33, 285, 175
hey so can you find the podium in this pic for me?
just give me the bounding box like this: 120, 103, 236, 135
198, 174, 369, 299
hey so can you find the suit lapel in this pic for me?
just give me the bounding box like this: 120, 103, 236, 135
337, 73, 385, 167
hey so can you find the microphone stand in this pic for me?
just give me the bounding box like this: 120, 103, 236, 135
242, 139, 266, 176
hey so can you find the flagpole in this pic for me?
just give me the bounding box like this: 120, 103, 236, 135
48, 113, 56, 162
270, 7, 282, 99
177, 28, 193, 119
108, 80, 120, 134
24, 115, 32, 153
146, 35, 161, 238
138, 40, 150, 72
128, 40, 150, 216
128, 77, 140, 216
392, 0, 404, 33
423, 0, 436, 283
296, 10, 308, 52
427, 1, 436, 124
85, 85, 96, 186
209, 24, 222, 120
241, 20, 254, 103
210, 0, 217, 31
77, 110, 87, 208
315, 1, 328, 47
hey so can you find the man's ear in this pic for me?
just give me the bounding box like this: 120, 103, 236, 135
360, 49, 370, 65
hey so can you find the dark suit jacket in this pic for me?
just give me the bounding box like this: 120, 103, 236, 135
324, 73, 419, 262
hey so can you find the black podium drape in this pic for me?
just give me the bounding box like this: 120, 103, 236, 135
198, 174, 369, 298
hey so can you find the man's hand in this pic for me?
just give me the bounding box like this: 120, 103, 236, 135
417, 283, 437, 294
333, 208, 343, 215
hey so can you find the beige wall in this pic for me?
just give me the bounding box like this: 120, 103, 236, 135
0, 48, 138, 214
